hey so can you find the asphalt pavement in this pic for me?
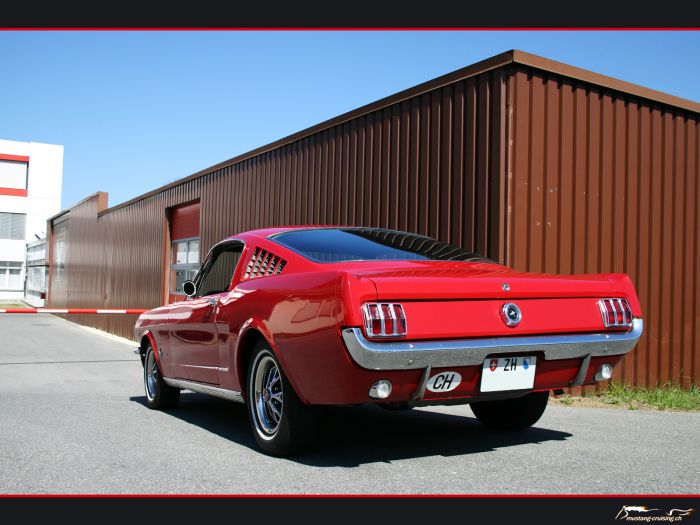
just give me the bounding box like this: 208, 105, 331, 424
0, 313, 698, 494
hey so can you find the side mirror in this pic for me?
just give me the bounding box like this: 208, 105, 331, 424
183, 280, 197, 298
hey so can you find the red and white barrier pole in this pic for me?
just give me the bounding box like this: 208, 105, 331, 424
0, 308, 147, 314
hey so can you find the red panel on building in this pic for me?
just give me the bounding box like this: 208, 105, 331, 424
0, 188, 28, 197
171, 201, 200, 240
0, 153, 30, 162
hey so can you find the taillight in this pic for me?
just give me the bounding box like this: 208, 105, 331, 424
366, 304, 382, 335
598, 298, 633, 328
362, 303, 407, 337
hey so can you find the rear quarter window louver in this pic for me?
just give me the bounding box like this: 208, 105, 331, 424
243, 247, 287, 280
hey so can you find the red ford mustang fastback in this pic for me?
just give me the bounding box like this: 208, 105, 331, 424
135, 226, 643, 456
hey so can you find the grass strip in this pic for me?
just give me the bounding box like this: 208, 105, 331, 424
557, 382, 700, 411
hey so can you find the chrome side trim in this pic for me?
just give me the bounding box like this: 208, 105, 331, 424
341, 318, 643, 371
163, 377, 244, 403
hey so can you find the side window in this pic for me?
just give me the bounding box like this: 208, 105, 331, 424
197, 246, 243, 297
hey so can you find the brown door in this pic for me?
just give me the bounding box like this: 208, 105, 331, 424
168, 201, 201, 304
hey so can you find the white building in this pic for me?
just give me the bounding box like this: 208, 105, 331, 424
0, 139, 63, 301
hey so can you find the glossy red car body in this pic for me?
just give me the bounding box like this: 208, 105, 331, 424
135, 226, 643, 409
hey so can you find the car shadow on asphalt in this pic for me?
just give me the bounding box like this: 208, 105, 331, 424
130, 393, 259, 450
130, 393, 572, 467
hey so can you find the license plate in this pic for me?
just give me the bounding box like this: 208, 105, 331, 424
480, 356, 537, 392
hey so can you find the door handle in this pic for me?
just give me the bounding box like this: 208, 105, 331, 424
206, 297, 218, 314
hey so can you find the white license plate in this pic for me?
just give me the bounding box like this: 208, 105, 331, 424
480, 356, 537, 392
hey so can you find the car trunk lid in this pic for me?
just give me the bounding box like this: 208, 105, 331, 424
354, 262, 628, 300
350, 262, 633, 339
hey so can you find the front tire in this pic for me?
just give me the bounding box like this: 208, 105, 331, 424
470, 391, 549, 430
246, 341, 313, 456
144, 345, 180, 410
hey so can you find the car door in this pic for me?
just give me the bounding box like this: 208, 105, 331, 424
168, 241, 244, 385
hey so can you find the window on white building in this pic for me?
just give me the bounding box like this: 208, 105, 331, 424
26, 241, 47, 298
0, 213, 26, 240
0, 160, 28, 190
0, 261, 22, 290
26, 266, 46, 295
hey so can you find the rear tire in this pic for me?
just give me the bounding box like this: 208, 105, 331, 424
470, 391, 549, 430
144, 344, 180, 410
246, 341, 314, 456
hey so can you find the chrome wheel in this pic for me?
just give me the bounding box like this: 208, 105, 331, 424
145, 349, 158, 401
251, 354, 284, 437
142, 344, 179, 410
246, 343, 314, 456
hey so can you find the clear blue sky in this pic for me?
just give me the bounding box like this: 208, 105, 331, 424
2, 31, 699, 210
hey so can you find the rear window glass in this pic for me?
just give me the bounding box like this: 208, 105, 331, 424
270, 228, 491, 263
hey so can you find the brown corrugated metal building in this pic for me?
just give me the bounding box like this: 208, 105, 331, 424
46, 50, 700, 390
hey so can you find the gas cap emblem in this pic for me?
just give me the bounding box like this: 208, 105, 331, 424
501, 303, 522, 327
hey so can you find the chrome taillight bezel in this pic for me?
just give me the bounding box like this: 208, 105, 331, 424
598, 298, 633, 328
362, 303, 407, 338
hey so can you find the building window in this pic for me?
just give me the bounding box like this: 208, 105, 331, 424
0, 159, 28, 190
0, 212, 26, 240
26, 266, 46, 296
27, 242, 46, 262
52, 222, 67, 282
170, 238, 200, 295
0, 261, 22, 290
26, 240, 47, 298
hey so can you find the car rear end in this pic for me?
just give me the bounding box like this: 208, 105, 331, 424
265, 227, 643, 408
336, 265, 643, 406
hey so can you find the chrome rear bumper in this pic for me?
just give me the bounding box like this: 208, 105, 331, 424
341, 318, 643, 371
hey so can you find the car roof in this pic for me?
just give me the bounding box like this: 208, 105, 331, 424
213, 226, 495, 268
223, 225, 381, 242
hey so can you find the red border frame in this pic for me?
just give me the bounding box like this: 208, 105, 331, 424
0, 153, 29, 162
0, 153, 29, 197
0, 493, 698, 498
0, 188, 28, 197
1, 28, 696, 502
0, 27, 699, 30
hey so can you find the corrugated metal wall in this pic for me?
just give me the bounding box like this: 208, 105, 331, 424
47, 58, 700, 389
48, 69, 508, 342
507, 67, 700, 389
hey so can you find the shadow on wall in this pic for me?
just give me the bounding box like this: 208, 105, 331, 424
129, 393, 572, 467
